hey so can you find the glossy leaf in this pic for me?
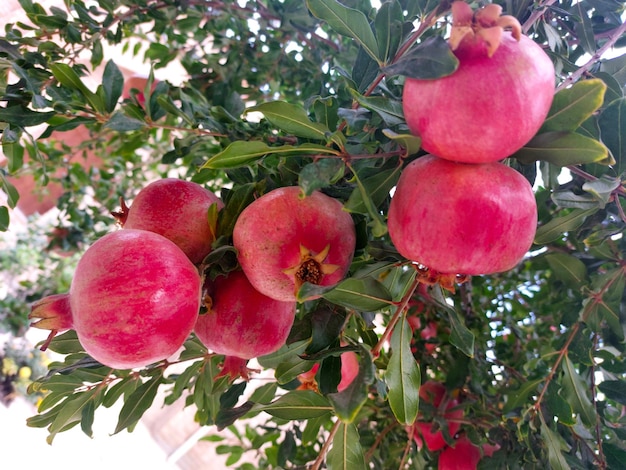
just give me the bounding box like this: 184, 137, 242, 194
306, 0, 380, 64
327, 347, 375, 422
255, 390, 333, 420
534, 208, 598, 245
382, 37, 459, 79
326, 422, 367, 470
248, 101, 332, 140
322, 277, 393, 311
51, 63, 105, 112
539, 413, 570, 470
545, 253, 587, 287
386, 317, 420, 425
0, 106, 55, 127
515, 132, 610, 167
203, 141, 338, 169
114, 372, 164, 434
0, 206, 9, 232
598, 97, 626, 174
349, 90, 404, 126
102, 60, 124, 113
598, 379, 626, 405
561, 355, 596, 427
345, 167, 400, 214
539, 79, 606, 133
374, 0, 403, 63
299, 158, 345, 196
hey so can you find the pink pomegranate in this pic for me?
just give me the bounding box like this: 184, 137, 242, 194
412, 381, 464, 452
402, 2, 555, 163
438, 435, 482, 470
116, 178, 224, 264
29, 229, 202, 369
337, 350, 359, 392
194, 270, 296, 359
232, 187, 356, 302
388, 155, 537, 276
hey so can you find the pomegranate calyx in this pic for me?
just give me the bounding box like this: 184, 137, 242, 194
217, 355, 257, 381
449, 1, 522, 57
415, 266, 470, 293
283, 244, 340, 292
111, 196, 130, 226
29, 293, 74, 350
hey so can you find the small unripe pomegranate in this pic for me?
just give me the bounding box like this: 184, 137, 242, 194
388, 155, 537, 276
232, 187, 356, 302
116, 178, 223, 264
30, 229, 202, 369
402, 2, 555, 163
194, 270, 296, 359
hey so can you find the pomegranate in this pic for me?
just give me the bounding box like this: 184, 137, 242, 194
388, 155, 537, 276
194, 270, 296, 359
402, 2, 555, 163
29, 229, 202, 369
337, 350, 359, 392
411, 381, 464, 452
115, 178, 224, 264
232, 186, 356, 302
438, 435, 481, 470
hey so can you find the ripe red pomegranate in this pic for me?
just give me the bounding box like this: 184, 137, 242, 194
438, 435, 481, 470
388, 155, 537, 276
337, 350, 359, 392
402, 2, 555, 163
411, 381, 464, 452
115, 178, 224, 264
29, 229, 202, 369
194, 270, 296, 359
232, 187, 356, 302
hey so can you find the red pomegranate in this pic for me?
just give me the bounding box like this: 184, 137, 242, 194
117, 178, 223, 264
29, 229, 202, 369
194, 270, 296, 359
438, 435, 482, 470
388, 155, 537, 276
232, 186, 356, 302
412, 381, 464, 452
402, 2, 555, 163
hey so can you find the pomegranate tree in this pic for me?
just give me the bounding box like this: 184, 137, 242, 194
29, 229, 202, 369
194, 270, 296, 359
402, 2, 555, 163
388, 155, 537, 276
232, 186, 356, 302
411, 381, 464, 452
115, 178, 224, 264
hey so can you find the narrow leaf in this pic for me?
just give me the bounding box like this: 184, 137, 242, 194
561, 355, 596, 427
114, 373, 163, 434
0, 106, 55, 127
248, 101, 331, 140
598, 97, 626, 175
540, 79, 606, 133
598, 380, 626, 405
50, 63, 104, 112
322, 277, 393, 311
327, 347, 375, 422
386, 317, 420, 425
345, 167, 400, 214
515, 132, 610, 167
539, 413, 570, 470
545, 253, 587, 287
534, 208, 598, 245
382, 37, 459, 79
102, 60, 124, 113
326, 422, 367, 470
306, 0, 381, 64
255, 390, 333, 420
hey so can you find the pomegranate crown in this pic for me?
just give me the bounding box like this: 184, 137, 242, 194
449, 1, 522, 57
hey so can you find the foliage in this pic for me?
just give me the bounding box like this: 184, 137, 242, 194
1, 0, 626, 468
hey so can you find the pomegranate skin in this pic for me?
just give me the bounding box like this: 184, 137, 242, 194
194, 271, 296, 359
403, 32, 555, 163
438, 435, 482, 470
388, 155, 537, 276
70, 229, 201, 369
233, 187, 356, 302
123, 178, 224, 264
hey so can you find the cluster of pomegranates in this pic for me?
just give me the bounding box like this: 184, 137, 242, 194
390, 1, 555, 286
29, 179, 356, 372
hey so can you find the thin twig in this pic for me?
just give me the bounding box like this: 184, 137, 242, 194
309, 418, 342, 470
522, 0, 558, 34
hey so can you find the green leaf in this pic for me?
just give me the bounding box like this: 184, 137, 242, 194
102, 60, 124, 113
446, 307, 475, 358
258, 340, 310, 370
248, 101, 332, 140
534, 208, 598, 245
0, 106, 55, 127
561, 355, 596, 427
203, 141, 338, 169
345, 167, 400, 214
386, 318, 420, 425
604, 442, 626, 470
374, 0, 403, 63
0, 173, 19, 209
47, 390, 101, 441
349, 90, 405, 126
540, 79, 606, 133
322, 277, 393, 311
255, 390, 333, 420
114, 372, 164, 434
104, 111, 146, 131
503, 379, 543, 413
299, 158, 345, 196
382, 37, 459, 79
545, 381, 575, 426
326, 422, 367, 470
347, 168, 388, 237
306, 0, 381, 64
545, 253, 587, 287
0, 206, 9, 231
598, 97, 626, 175
381, 129, 422, 156
46, 330, 84, 354
573, 2, 596, 56
327, 347, 375, 422
539, 413, 570, 470
50, 63, 105, 113
598, 379, 626, 405
514, 132, 610, 167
